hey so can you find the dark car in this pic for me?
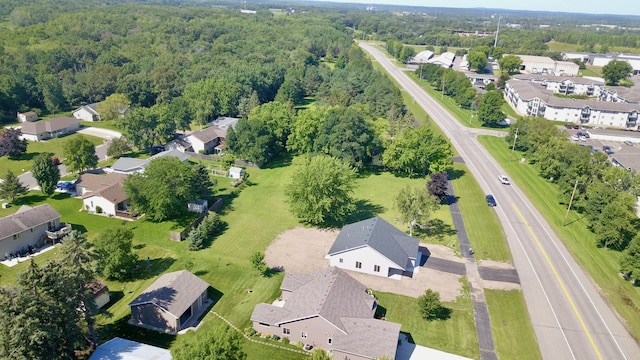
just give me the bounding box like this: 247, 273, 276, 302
486, 194, 497, 207
603, 145, 612, 154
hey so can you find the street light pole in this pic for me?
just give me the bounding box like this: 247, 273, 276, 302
563, 180, 581, 226
494, 15, 502, 48
510, 127, 519, 161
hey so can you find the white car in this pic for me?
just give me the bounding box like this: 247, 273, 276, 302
579, 136, 587, 142
570, 135, 579, 141
498, 175, 510, 185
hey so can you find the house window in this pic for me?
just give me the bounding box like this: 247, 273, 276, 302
328, 338, 332, 345
339, 258, 343, 263
282, 328, 290, 335
355, 261, 362, 269
13, 234, 20, 240
374, 265, 381, 272
301, 331, 308, 339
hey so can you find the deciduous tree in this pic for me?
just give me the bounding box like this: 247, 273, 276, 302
286, 155, 356, 226
0, 170, 28, 202
172, 324, 246, 360
467, 51, 487, 73
96, 93, 130, 121
620, 234, 640, 285
382, 126, 453, 176
394, 186, 439, 237
106, 136, 131, 158
477, 91, 506, 127
32, 152, 60, 196
417, 289, 443, 321
63, 135, 98, 173
427, 172, 449, 201
602, 60, 633, 85
0, 128, 27, 157
498, 55, 522, 74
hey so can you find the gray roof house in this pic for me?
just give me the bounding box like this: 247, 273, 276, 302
251, 267, 401, 360
72, 103, 101, 122
129, 270, 211, 334
109, 149, 190, 174
0, 204, 62, 257
20, 116, 80, 141
326, 217, 420, 279
89, 337, 172, 360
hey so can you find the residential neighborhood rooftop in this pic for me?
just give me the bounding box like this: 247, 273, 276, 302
20, 116, 80, 134
0, 204, 61, 239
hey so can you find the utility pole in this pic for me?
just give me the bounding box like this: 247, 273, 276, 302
441, 77, 445, 99
510, 127, 519, 161
563, 180, 580, 226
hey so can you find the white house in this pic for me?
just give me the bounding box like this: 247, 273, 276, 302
228, 167, 244, 179
185, 126, 226, 154
411, 50, 434, 64
17, 111, 38, 123
76, 173, 130, 217
428, 52, 456, 68
326, 217, 420, 280
72, 103, 101, 122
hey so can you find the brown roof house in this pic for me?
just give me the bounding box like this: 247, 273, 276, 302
20, 116, 80, 141
251, 267, 401, 360
129, 270, 211, 334
76, 173, 130, 217
0, 204, 63, 258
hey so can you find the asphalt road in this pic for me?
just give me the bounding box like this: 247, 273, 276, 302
359, 42, 640, 360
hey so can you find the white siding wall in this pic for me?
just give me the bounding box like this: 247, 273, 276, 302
21, 133, 43, 141
329, 247, 400, 278
83, 196, 117, 216
73, 108, 97, 122
186, 136, 205, 153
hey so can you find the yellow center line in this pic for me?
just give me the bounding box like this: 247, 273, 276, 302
513, 204, 603, 360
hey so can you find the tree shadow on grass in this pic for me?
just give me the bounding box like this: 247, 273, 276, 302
343, 200, 385, 225
422, 219, 456, 240
97, 316, 176, 349
447, 168, 466, 181
67, 223, 88, 234
13, 193, 48, 206
215, 191, 240, 216
375, 304, 387, 319
11, 152, 40, 162
261, 153, 292, 170
435, 306, 452, 320
131, 257, 176, 281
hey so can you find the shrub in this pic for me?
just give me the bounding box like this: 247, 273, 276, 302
187, 212, 223, 251
417, 289, 443, 320
96, 206, 103, 214
250, 251, 268, 275
244, 327, 257, 337
295, 341, 305, 349
269, 334, 280, 341
263, 333, 270, 339
282, 337, 290, 345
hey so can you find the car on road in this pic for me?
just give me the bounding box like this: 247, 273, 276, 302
570, 135, 579, 141
603, 145, 612, 154
498, 175, 510, 185
486, 194, 497, 207
624, 140, 634, 146
572, 125, 580, 130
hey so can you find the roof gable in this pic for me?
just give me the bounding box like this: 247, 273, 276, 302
327, 217, 419, 270
129, 270, 209, 318
188, 126, 226, 144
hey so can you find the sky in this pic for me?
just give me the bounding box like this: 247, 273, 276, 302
307, 0, 640, 17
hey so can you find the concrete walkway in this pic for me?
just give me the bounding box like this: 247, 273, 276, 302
447, 178, 498, 360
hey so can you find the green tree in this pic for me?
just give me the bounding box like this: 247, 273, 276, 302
124, 157, 202, 221
0, 128, 27, 157
286, 155, 357, 226
94, 227, 138, 281
172, 324, 246, 360
249, 251, 268, 275
37, 74, 66, 115
187, 212, 222, 251
467, 51, 488, 73
382, 126, 453, 176
106, 136, 131, 158
63, 135, 98, 173
118, 107, 160, 151
96, 93, 131, 121
590, 193, 637, 250
394, 186, 439, 237
417, 289, 443, 320
287, 105, 329, 155
32, 152, 60, 196
477, 91, 505, 127
602, 60, 633, 85
498, 55, 522, 74
0, 170, 28, 202
620, 234, 640, 285
311, 349, 332, 360
248, 101, 294, 149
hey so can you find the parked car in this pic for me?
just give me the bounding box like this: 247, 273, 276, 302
570, 135, 579, 141
486, 194, 497, 207
498, 175, 510, 185
624, 140, 634, 146
564, 124, 573, 129
572, 125, 580, 130
579, 136, 587, 142
603, 145, 612, 154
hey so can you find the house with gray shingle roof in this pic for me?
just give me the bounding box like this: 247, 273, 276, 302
109, 149, 190, 175
129, 270, 211, 334
326, 217, 420, 279
0, 204, 61, 258
20, 117, 80, 141
76, 172, 130, 217
250, 267, 400, 360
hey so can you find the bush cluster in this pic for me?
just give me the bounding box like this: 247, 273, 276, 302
186, 212, 222, 251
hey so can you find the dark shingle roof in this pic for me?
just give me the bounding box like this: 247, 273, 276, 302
327, 217, 419, 270
20, 117, 79, 135
0, 204, 61, 239
333, 317, 401, 359
129, 270, 209, 318
189, 126, 226, 143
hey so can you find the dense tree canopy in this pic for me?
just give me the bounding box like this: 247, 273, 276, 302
94, 227, 138, 281
31, 152, 60, 196
498, 55, 522, 74
172, 324, 246, 360
0, 128, 27, 157
62, 135, 98, 173
477, 91, 506, 127
602, 60, 633, 85
382, 125, 453, 176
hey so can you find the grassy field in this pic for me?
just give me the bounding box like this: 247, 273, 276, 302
546, 40, 640, 55
450, 162, 510, 261
376, 280, 478, 359
478, 135, 640, 342
0, 133, 103, 176
485, 289, 542, 360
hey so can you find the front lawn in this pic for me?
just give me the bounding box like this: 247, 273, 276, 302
479, 135, 640, 341
0, 133, 103, 176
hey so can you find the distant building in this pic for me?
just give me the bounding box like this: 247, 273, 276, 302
428, 51, 456, 68
411, 50, 434, 64
72, 103, 101, 122
516, 55, 580, 76
17, 111, 38, 123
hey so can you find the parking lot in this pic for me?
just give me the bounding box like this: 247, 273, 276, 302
565, 127, 640, 171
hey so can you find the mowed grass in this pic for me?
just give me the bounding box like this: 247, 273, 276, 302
450, 162, 510, 261
478, 135, 640, 340
0, 133, 103, 175
485, 289, 542, 360
376, 280, 478, 359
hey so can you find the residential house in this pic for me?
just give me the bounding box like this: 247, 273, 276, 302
17, 111, 38, 123
251, 267, 401, 360
326, 217, 420, 279
0, 204, 62, 258
185, 126, 227, 154
88, 280, 111, 309
73, 103, 101, 122
129, 270, 210, 334
76, 172, 130, 216
108, 149, 190, 174
20, 117, 80, 141
89, 337, 172, 360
